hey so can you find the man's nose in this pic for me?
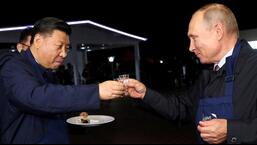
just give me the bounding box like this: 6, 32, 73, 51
189, 41, 195, 52
60, 47, 68, 58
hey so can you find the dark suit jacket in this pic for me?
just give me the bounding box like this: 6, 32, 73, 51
0, 50, 100, 144
143, 39, 257, 144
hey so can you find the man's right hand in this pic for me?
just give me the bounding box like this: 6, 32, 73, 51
99, 81, 125, 100
126, 79, 146, 99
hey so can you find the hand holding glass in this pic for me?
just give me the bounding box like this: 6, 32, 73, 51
117, 74, 129, 96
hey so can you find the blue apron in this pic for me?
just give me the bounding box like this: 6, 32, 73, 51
195, 40, 241, 144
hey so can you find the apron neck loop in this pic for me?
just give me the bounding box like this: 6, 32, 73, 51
226, 40, 241, 76
225, 40, 241, 96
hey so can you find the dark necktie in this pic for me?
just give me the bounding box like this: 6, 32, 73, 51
214, 65, 220, 71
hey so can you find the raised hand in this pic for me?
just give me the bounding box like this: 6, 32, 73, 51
99, 81, 125, 100
126, 79, 147, 99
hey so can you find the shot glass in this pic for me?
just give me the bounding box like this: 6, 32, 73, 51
117, 74, 129, 96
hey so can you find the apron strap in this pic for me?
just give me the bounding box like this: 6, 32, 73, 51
224, 40, 241, 96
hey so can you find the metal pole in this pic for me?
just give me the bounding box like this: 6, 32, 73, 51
134, 44, 141, 81
73, 48, 78, 85
82, 50, 88, 84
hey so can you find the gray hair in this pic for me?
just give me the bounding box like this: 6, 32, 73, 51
197, 3, 239, 38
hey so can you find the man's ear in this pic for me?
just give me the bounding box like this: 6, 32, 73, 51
33, 34, 43, 49
16, 43, 22, 52
214, 22, 224, 41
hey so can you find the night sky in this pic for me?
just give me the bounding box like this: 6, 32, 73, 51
0, 0, 256, 63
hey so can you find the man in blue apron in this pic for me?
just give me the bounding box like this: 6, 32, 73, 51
126, 3, 257, 144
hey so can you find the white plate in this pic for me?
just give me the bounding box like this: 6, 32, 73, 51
66, 115, 115, 127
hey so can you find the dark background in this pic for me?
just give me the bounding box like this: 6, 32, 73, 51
1, 0, 257, 143
1, 0, 256, 51
1, 0, 257, 90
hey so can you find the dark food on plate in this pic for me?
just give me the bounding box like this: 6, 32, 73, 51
80, 112, 89, 123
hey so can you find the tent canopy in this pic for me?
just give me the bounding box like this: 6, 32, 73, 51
0, 20, 147, 84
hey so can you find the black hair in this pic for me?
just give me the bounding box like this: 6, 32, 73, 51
19, 27, 33, 43
30, 17, 71, 44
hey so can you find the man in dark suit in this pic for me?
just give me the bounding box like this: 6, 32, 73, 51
0, 17, 125, 144
126, 3, 257, 144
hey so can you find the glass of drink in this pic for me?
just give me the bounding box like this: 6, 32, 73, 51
117, 74, 129, 96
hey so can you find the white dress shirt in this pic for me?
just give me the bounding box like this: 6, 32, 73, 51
214, 48, 234, 71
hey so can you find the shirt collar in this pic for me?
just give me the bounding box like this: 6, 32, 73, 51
25, 49, 47, 75
214, 47, 234, 70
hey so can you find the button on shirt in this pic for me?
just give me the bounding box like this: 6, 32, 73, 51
231, 137, 238, 143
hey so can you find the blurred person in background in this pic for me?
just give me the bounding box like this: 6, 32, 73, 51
16, 27, 33, 52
